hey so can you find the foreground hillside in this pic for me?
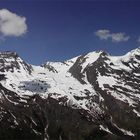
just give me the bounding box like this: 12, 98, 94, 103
0, 48, 140, 140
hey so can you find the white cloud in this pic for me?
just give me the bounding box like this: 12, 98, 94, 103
94, 29, 110, 40
95, 29, 130, 42
111, 33, 130, 42
0, 9, 27, 37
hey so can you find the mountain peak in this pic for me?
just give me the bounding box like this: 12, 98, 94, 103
130, 47, 140, 55
0, 51, 32, 74
0, 51, 18, 58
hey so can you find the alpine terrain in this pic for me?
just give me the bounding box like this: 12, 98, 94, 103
0, 48, 140, 140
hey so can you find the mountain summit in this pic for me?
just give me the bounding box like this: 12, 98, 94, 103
0, 48, 140, 140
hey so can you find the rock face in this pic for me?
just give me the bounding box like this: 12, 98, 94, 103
0, 49, 140, 140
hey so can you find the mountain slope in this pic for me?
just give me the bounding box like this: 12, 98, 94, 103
0, 48, 140, 140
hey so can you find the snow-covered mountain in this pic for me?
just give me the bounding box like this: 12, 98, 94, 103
0, 48, 140, 140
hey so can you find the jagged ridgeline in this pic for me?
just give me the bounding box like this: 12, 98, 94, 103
0, 49, 140, 140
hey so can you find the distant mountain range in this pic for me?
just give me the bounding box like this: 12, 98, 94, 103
0, 48, 140, 140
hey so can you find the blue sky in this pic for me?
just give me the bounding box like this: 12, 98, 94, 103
0, 0, 140, 64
